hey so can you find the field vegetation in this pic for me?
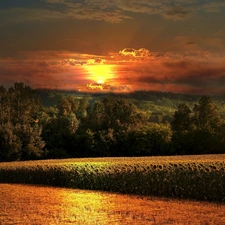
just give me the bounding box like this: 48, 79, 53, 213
1, 183, 225, 225
0, 154, 224, 203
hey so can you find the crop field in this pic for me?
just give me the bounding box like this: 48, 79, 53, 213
0, 154, 225, 202
1, 183, 225, 225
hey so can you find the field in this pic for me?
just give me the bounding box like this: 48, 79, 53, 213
1, 183, 225, 225
0, 154, 225, 202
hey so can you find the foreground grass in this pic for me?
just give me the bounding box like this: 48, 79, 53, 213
1, 184, 225, 225
0, 154, 225, 202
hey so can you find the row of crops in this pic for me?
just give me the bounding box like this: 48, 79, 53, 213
0, 154, 224, 202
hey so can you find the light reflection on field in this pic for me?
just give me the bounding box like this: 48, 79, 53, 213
0, 184, 225, 225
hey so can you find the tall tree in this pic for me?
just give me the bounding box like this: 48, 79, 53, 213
171, 104, 193, 132
0, 83, 45, 161
8, 83, 40, 125
171, 96, 224, 155
193, 96, 220, 129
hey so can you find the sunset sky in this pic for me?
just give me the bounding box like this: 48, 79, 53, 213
1, 0, 225, 94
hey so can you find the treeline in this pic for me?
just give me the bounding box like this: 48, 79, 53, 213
0, 83, 44, 161
1, 83, 225, 161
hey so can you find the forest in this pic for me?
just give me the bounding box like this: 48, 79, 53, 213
1, 82, 225, 161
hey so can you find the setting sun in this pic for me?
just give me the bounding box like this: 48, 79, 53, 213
85, 64, 115, 84
97, 79, 104, 84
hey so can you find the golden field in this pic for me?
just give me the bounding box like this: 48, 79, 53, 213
0, 154, 224, 202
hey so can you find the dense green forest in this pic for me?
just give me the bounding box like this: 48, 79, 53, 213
1, 83, 225, 161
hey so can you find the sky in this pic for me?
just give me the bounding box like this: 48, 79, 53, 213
1, 0, 225, 94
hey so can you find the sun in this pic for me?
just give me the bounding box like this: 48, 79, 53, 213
97, 79, 104, 84
85, 64, 115, 84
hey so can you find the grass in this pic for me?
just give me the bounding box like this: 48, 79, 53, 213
0, 154, 225, 202
1, 183, 225, 225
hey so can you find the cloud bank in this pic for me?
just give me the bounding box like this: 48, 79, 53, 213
1, 48, 225, 94
1, 0, 225, 24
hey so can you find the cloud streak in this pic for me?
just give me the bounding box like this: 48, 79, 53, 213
1, 49, 225, 94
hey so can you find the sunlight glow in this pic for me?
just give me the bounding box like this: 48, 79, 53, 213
97, 79, 104, 84
86, 64, 115, 84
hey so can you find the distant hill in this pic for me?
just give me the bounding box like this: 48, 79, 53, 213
35, 89, 201, 106
35, 89, 225, 122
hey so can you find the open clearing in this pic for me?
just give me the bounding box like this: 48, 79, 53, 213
1, 183, 225, 225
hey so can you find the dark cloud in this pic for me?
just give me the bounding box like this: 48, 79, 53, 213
61, 58, 86, 66
185, 42, 195, 45
127, 59, 225, 94
203, 1, 225, 12
0, 57, 86, 90
163, 6, 189, 20
36, 61, 50, 67
1, 0, 225, 25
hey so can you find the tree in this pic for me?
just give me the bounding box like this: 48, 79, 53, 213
42, 95, 87, 158
80, 97, 147, 132
8, 83, 40, 125
42, 117, 72, 155
111, 98, 147, 128
57, 95, 88, 119
15, 123, 45, 160
125, 124, 173, 156
76, 97, 148, 157
77, 96, 89, 119
171, 96, 225, 155
0, 123, 22, 161
57, 97, 72, 116
193, 96, 220, 129
84, 100, 106, 131
0, 83, 45, 161
171, 104, 193, 132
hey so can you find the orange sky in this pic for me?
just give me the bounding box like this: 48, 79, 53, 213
1, 49, 225, 94
0, 1, 225, 94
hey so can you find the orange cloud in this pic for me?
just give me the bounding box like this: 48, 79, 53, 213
119, 48, 150, 58
86, 58, 106, 65
1, 49, 225, 94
